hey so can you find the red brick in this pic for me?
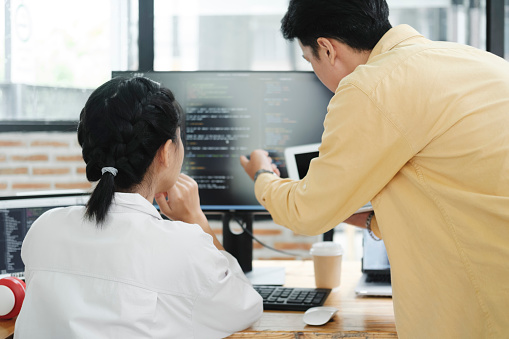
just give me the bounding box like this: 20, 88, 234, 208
76, 167, 87, 174
0, 155, 6, 162
12, 183, 51, 190
274, 242, 312, 251
253, 242, 264, 250
31, 141, 69, 147
253, 229, 282, 236
0, 183, 7, 190
55, 182, 92, 190
0, 168, 29, 175
56, 155, 83, 162
0, 141, 25, 147
11, 155, 49, 162
33, 168, 71, 175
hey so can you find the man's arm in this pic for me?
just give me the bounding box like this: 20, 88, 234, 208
240, 84, 414, 237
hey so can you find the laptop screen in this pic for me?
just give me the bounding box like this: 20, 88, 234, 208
284, 143, 373, 213
284, 143, 321, 180
361, 229, 390, 274
0, 192, 89, 276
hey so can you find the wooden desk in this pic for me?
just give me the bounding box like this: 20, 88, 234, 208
0, 260, 397, 339
0, 318, 14, 339
228, 260, 397, 338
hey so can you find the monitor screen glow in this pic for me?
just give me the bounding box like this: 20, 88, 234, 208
112, 71, 334, 211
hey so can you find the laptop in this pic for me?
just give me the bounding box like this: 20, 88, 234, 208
0, 191, 89, 279
284, 143, 391, 296
284, 143, 372, 213
355, 229, 392, 296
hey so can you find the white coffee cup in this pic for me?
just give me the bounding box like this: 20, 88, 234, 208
310, 241, 343, 289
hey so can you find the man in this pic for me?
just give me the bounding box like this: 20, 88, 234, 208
240, 0, 509, 337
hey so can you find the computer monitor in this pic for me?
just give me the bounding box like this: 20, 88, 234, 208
112, 71, 333, 211
112, 71, 334, 273
0, 192, 89, 277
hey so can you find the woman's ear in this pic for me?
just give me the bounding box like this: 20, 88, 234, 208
158, 139, 174, 168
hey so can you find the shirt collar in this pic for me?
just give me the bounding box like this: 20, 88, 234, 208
367, 24, 424, 63
110, 192, 163, 220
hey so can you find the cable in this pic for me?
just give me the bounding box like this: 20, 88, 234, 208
232, 216, 304, 260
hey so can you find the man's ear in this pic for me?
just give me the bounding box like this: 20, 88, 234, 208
158, 139, 173, 168
317, 37, 337, 65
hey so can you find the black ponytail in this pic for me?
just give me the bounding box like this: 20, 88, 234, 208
77, 76, 182, 225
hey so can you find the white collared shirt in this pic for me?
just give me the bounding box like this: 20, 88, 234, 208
14, 193, 262, 339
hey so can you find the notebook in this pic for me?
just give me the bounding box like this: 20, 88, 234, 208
283, 143, 373, 213
354, 229, 392, 297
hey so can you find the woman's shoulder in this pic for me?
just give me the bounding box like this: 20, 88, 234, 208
22, 206, 86, 254
147, 218, 213, 246
30, 205, 86, 229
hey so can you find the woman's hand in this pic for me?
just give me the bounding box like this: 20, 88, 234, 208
155, 173, 206, 225
154, 173, 224, 250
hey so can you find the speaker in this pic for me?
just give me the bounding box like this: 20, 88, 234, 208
0, 277, 26, 319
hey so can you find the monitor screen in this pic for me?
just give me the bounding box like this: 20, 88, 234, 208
0, 193, 89, 276
112, 71, 334, 211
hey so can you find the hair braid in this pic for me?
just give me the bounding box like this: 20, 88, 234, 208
78, 76, 183, 225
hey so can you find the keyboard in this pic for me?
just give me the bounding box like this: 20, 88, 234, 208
253, 285, 331, 311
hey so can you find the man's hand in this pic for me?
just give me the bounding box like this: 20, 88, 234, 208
343, 211, 372, 228
240, 149, 280, 180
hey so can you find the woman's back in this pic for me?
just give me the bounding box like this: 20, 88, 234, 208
15, 193, 262, 339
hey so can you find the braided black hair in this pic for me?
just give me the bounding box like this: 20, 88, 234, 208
77, 76, 183, 225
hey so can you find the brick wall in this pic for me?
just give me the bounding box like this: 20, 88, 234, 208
209, 217, 321, 260
0, 131, 322, 259
0, 132, 90, 193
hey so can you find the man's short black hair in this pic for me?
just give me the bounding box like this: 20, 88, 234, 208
281, 0, 392, 57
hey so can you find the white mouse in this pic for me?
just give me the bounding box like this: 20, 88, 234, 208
303, 306, 338, 326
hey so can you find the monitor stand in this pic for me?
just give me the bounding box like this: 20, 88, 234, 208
222, 212, 285, 285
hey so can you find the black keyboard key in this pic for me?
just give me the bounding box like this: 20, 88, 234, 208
253, 285, 332, 311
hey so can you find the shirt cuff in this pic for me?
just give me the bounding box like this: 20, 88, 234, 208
254, 172, 279, 205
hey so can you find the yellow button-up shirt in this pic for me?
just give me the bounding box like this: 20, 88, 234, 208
255, 25, 509, 338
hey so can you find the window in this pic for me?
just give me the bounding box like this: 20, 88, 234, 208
0, 0, 138, 122
389, 0, 486, 50
0, 0, 498, 123
153, 0, 487, 73
153, 0, 307, 71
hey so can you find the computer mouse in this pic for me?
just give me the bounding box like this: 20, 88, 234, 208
302, 306, 338, 326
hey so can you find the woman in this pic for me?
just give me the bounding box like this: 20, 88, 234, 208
14, 77, 263, 338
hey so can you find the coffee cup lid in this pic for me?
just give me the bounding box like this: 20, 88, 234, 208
309, 241, 343, 256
